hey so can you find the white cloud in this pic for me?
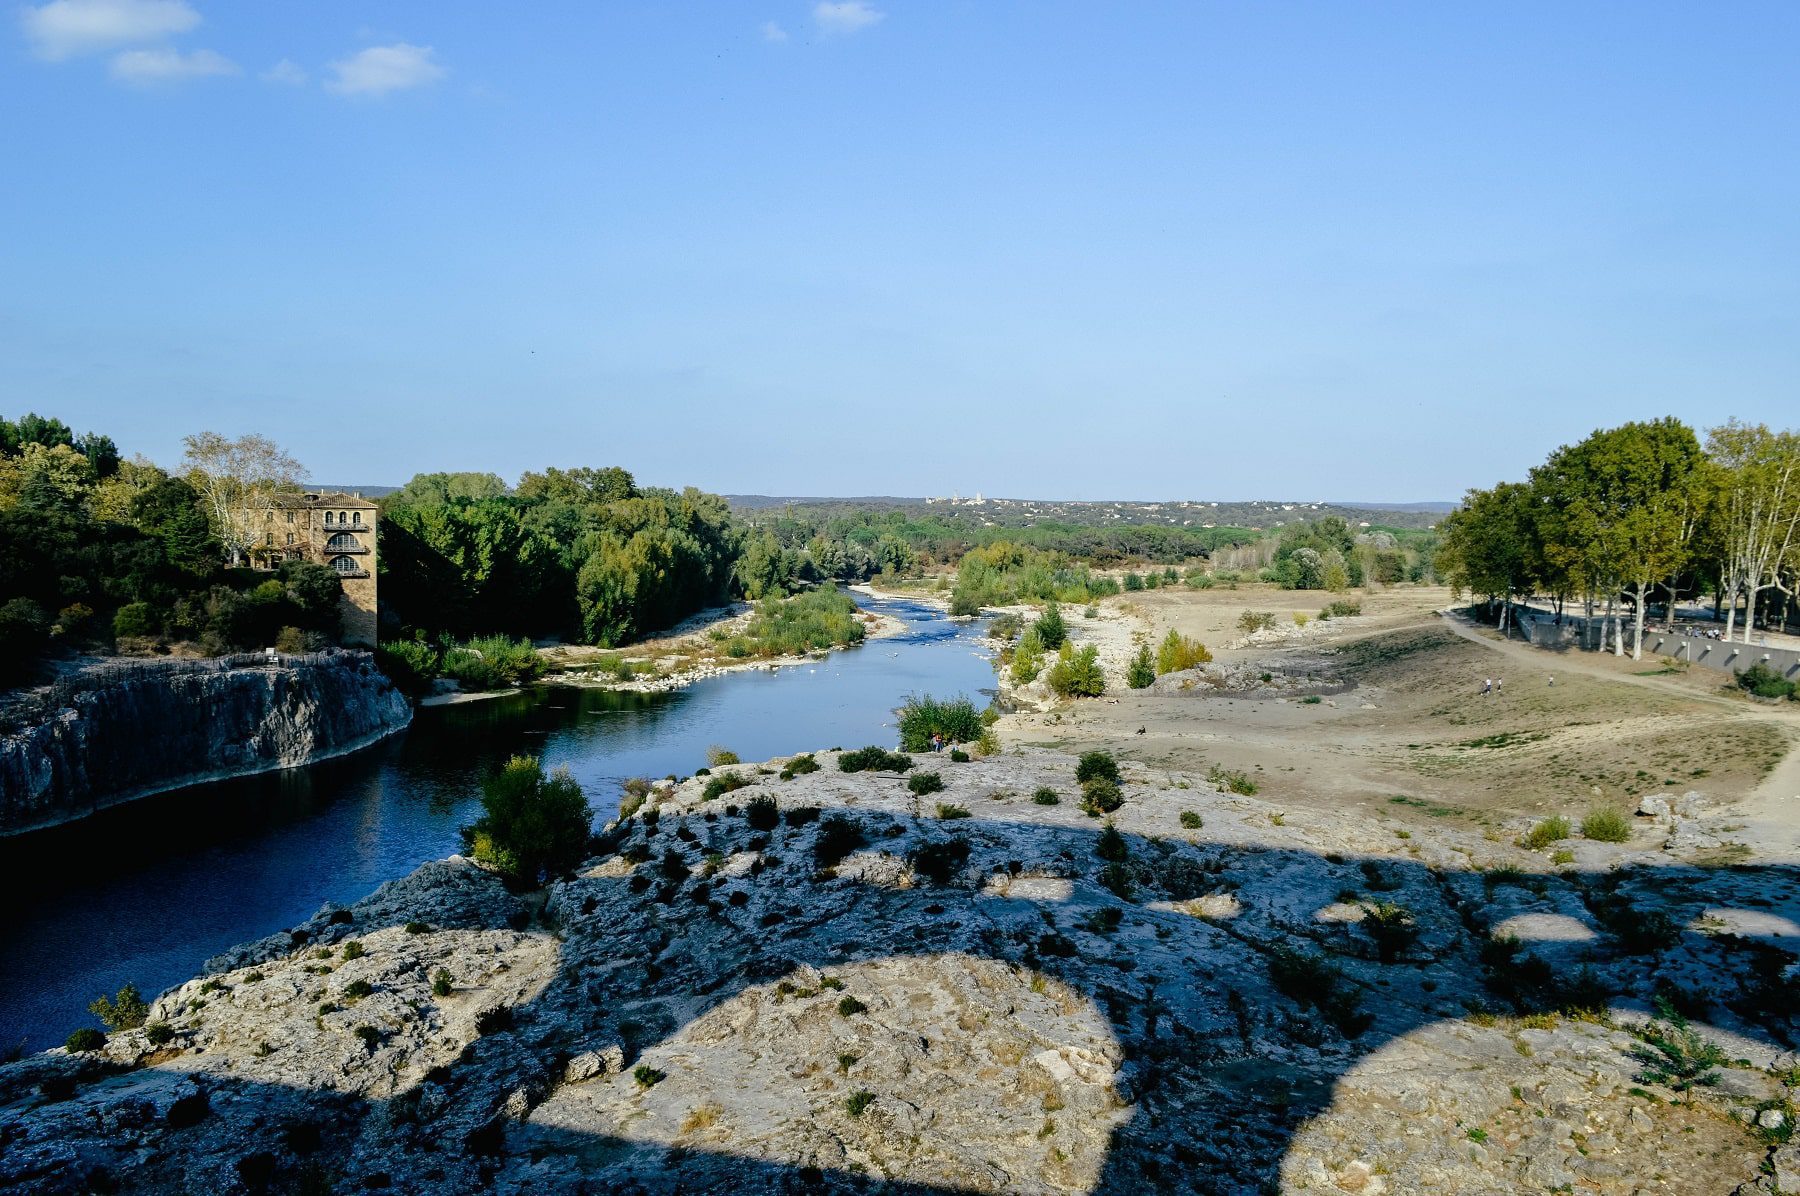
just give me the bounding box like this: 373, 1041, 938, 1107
325, 42, 446, 97
109, 45, 236, 82
760, 20, 788, 42
260, 58, 307, 86
813, 1, 882, 34
21, 0, 199, 60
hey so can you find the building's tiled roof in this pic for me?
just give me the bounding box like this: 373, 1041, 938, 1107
267, 490, 379, 509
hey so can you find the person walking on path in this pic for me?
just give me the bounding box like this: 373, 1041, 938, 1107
1481, 678, 1492, 697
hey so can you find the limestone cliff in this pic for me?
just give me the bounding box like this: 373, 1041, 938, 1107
0, 651, 411, 836
0, 748, 1794, 1194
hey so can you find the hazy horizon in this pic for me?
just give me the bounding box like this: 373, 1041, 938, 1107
5, 2, 1796, 498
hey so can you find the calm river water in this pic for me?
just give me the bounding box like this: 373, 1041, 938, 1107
0, 595, 992, 1052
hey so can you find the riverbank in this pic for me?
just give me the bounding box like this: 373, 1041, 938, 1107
0, 651, 411, 838
4, 745, 1790, 1193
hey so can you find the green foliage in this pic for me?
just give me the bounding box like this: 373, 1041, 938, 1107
702, 771, 750, 801
743, 795, 780, 831
432, 969, 454, 998
1032, 787, 1061, 805
1155, 629, 1212, 673
1033, 601, 1067, 649
88, 983, 148, 1031
781, 753, 821, 778
813, 815, 867, 868
908, 772, 945, 796
934, 803, 971, 820
1738, 662, 1797, 700
837, 746, 913, 773
460, 756, 592, 886
1632, 999, 1726, 1091
1126, 645, 1155, 689
734, 587, 866, 657
341, 941, 364, 961
1079, 777, 1124, 817
1045, 643, 1105, 698
1267, 946, 1371, 1036
706, 745, 740, 766
1179, 810, 1203, 830
64, 1027, 106, 1053
144, 1022, 175, 1046
1095, 822, 1129, 862
1361, 902, 1419, 963
837, 995, 867, 1016
987, 612, 1022, 640
440, 635, 544, 693
845, 1090, 876, 1117
897, 693, 984, 751
1010, 626, 1045, 684
908, 838, 971, 885
1236, 611, 1277, 633
1208, 765, 1257, 795
1519, 816, 1571, 850
1076, 751, 1121, 785
633, 1065, 666, 1088
1320, 600, 1363, 618
1580, 807, 1632, 843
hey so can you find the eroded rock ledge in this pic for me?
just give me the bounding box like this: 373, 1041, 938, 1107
1, 748, 1795, 1193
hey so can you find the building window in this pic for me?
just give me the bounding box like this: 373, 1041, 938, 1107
324, 511, 334, 526
286, 511, 294, 524
352, 511, 362, 526
328, 555, 358, 574
286, 533, 295, 546
265, 532, 274, 546
326, 532, 359, 551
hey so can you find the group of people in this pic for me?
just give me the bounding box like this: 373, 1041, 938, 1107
1480, 677, 1504, 697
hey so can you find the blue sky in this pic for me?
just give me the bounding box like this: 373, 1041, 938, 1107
3, 2, 1796, 500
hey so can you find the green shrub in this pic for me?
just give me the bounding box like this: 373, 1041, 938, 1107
988, 613, 1023, 641
404, 921, 432, 935
1033, 602, 1067, 649
908, 772, 945, 796
813, 815, 867, 868
1032, 787, 1061, 806
838, 746, 912, 773
1737, 662, 1797, 700
948, 748, 970, 763
1046, 643, 1105, 698
1095, 823, 1129, 862
1266, 947, 1370, 1036
1179, 810, 1203, 830
432, 970, 453, 998
88, 983, 149, 1031
354, 1025, 382, 1051
908, 838, 971, 885
1156, 629, 1212, 673
845, 1090, 876, 1117
703, 771, 750, 801
783, 753, 821, 777
341, 941, 364, 961
744, 795, 780, 831
934, 802, 971, 820
1236, 611, 1277, 633
1076, 751, 1121, 785
736, 587, 866, 656
633, 1065, 666, 1088
1080, 777, 1124, 817
65, 1027, 106, 1053
111, 601, 159, 640
1126, 646, 1155, 689
342, 979, 374, 1000
1519, 816, 1571, 850
1581, 807, 1631, 843
837, 995, 867, 1016
1321, 600, 1363, 619
1098, 862, 1135, 899
144, 1022, 175, 1046
897, 694, 985, 751
441, 635, 543, 692
1208, 765, 1257, 795
707, 745, 741, 767
1632, 998, 1726, 1091
1361, 902, 1419, 963
460, 755, 592, 886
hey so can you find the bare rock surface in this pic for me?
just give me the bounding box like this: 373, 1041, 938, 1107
2, 748, 1795, 1193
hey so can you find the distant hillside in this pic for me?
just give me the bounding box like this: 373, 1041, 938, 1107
727, 495, 1445, 531
316, 485, 401, 498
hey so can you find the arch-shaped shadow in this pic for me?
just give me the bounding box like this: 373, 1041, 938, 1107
2, 772, 1796, 1195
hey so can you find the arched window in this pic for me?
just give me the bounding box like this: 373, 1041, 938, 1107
286, 533, 295, 546
326, 532, 359, 551
324, 511, 334, 525
265, 532, 274, 546
352, 511, 362, 526
328, 555, 359, 574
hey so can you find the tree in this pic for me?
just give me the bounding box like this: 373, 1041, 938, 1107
180, 432, 307, 565
1708, 421, 1800, 643
1437, 481, 1541, 636
130, 476, 219, 577
1034, 601, 1067, 649
1127, 645, 1155, 688
460, 756, 591, 886
1602, 419, 1705, 658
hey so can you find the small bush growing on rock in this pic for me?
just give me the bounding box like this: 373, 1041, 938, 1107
703, 772, 751, 802
1321, 600, 1362, 619
813, 816, 867, 868
897, 694, 984, 752
837, 995, 868, 1016
354, 1026, 382, 1052
88, 983, 148, 1031
838, 746, 912, 774
908, 838, 971, 885
1156, 629, 1212, 674
784, 805, 820, 828
404, 921, 432, 935
934, 802, 971, 820
1097, 863, 1135, 900
1361, 902, 1419, 963
1076, 752, 1120, 785
64, 1028, 106, 1053
707, 746, 740, 767
1551, 848, 1575, 865
1032, 787, 1061, 805
341, 941, 364, 961
1207, 765, 1257, 796
618, 777, 654, 819
144, 1022, 175, 1046
1632, 998, 1726, 1091
744, 795, 780, 831
432, 970, 453, 998
1033, 602, 1067, 650
660, 848, 690, 881
845, 1090, 875, 1117
1581, 807, 1631, 843
1081, 907, 1123, 934
988, 612, 1022, 641
1095, 823, 1129, 862
1519, 816, 1571, 850
908, 772, 945, 796
1237, 611, 1277, 633
461, 756, 592, 887
632, 1065, 665, 1088
1267, 947, 1370, 1036
1046, 644, 1105, 698
1079, 778, 1124, 817
1179, 810, 1203, 829
342, 980, 374, 1001
781, 753, 821, 779
474, 1006, 514, 1036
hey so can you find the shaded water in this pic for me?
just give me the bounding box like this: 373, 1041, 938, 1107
0, 596, 991, 1052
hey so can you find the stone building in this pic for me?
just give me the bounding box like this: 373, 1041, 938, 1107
245, 491, 379, 646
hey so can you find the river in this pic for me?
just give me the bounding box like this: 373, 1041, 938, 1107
0, 595, 992, 1053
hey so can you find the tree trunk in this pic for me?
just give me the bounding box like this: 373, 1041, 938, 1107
1725, 583, 1738, 642
1631, 583, 1648, 660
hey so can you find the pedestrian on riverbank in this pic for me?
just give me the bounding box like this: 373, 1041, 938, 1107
1481, 678, 1492, 697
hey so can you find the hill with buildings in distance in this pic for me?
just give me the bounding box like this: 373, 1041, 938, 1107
726, 495, 1447, 531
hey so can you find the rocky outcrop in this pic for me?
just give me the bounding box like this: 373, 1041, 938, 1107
0, 748, 1794, 1193
0, 651, 411, 836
